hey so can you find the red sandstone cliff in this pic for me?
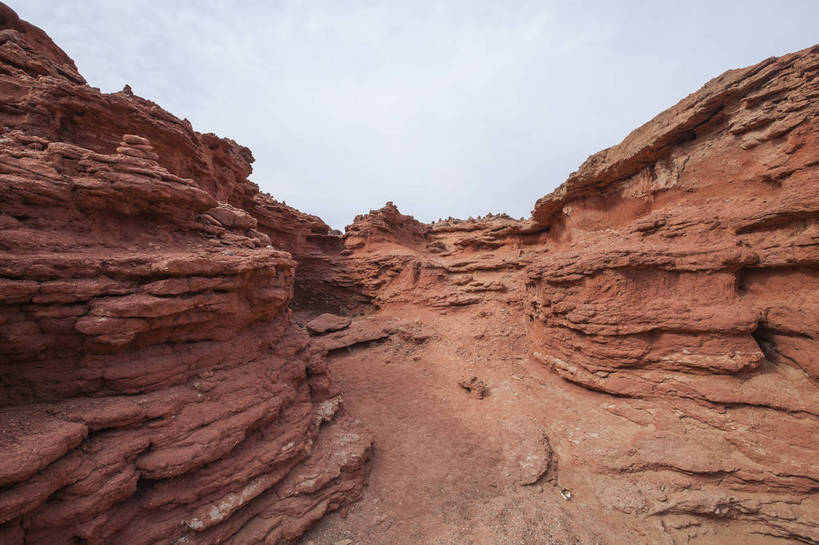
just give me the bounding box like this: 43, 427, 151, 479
0, 4, 346, 314
2, 2, 818, 543
523, 46, 819, 542
310, 46, 818, 543
0, 5, 370, 544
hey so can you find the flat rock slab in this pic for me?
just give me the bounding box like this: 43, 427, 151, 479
306, 313, 352, 335
315, 317, 403, 352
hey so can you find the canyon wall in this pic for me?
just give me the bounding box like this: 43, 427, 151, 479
0, 5, 370, 544
0, 4, 346, 314
524, 46, 819, 542
328, 46, 818, 542
1, 2, 817, 543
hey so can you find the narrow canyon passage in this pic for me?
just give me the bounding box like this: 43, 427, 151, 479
294, 305, 738, 545
0, 7, 816, 543
297, 306, 614, 545
300, 303, 814, 545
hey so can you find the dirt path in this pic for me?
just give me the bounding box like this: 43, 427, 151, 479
298, 306, 656, 545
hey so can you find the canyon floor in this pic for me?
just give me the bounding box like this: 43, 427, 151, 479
300, 306, 622, 545
299, 306, 778, 545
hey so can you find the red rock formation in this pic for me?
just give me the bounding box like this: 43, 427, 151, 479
0, 5, 370, 544
529, 47, 818, 393
0, 3, 344, 313
311, 46, 819, 543
344, 201, 427, 250
522, 45, 819, 542
2, 2, 818, 543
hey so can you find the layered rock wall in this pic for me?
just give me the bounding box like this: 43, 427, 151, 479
0, 5, 370, 544
522, 45, 819, 542
1, 2, 817, 542
0, 4, 344, 312
327, 46, 819, 542
528, 46, 818, 399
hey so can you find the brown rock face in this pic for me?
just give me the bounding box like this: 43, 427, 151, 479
0, 3, 343, 314
0, 5, 370, 545
521, 45, 819, 542
2, 2, 817, 543
303, 46, 818, 543
344, 201, 427, 250
528, 47, 818, 397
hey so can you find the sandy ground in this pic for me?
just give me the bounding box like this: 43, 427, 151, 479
298, 305, 660, 545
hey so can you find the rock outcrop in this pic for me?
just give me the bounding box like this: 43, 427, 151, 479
0, 5, 370, 544
2, 2, 817, 543
344, 201, 427, 250
522, 46, 819, 543
314, 45, 819, 543
0, 3, 344, 314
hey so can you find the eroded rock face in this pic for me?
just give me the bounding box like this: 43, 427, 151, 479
522, 45, 819, 542
0, 5, 370, 544
344, 201, 427, 250
2, 2, 817, 542
0, 3, 343, 315
320, 46, 819, 542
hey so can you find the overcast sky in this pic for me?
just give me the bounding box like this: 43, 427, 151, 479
15, 1, 819, 229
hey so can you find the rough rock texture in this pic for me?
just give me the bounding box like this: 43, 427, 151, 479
0, 5, 370, 544
0, 3, 344, 315
304, 45, 819, 544
344, 201, 427, 250
2, 3, 818, 543
304, 314, 352, 336
522, 45, 819, 543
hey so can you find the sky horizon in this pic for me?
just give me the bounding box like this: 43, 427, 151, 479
15, 1, 819, 229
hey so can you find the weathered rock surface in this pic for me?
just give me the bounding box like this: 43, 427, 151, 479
0, 5, 370, 544
0, 3, 345, 315
2, 2, 818, 543
520, 45, 819, 543
306, 45, 819, 544
344, 201, 427, 250
305, 314, 352, 336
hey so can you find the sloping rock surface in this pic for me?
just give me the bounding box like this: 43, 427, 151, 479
313, 45, 819, 543
0, 5, 370, 544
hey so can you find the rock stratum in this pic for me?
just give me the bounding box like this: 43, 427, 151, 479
0, 3, 817, 544
0, 5, 370, 544
302, 45, 818, 544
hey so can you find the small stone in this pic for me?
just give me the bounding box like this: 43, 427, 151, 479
306, 313, 352, 335
458, 376, 488, 399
